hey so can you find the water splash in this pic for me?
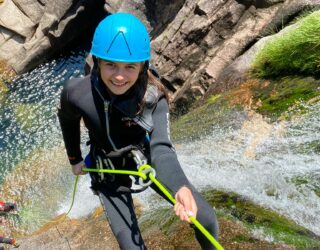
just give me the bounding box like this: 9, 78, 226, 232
0, 49, 88, 233
178, 104, 320, 236
0, 52, 86, 177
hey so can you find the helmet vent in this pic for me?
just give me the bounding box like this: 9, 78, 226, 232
106, 31, 132, 56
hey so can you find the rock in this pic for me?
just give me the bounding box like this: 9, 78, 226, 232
1, 0, 320, 112
0, 0, 105, 74
0, 0, 35, 39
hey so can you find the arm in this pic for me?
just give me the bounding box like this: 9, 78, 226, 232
150, 97, 197, 222
57, 80, 83, 167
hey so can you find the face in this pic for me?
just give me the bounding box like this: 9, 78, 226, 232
98, 60, 142, 95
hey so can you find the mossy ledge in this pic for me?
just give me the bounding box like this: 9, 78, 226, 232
171, 76, 320, 142
203, 189, 320, 249
139, 189, 320, 249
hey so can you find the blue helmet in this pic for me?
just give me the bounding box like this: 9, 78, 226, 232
90, 13, 150, 62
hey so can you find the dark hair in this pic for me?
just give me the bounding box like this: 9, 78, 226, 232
136, 65, 170, 114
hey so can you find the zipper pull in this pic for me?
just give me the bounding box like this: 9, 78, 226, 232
104, 101, 109, 112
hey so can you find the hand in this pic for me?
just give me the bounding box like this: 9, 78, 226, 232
71, 161, 87, 175
174, 186, 198, 223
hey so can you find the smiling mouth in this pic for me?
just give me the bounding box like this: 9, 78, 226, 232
111, 81, 128, 87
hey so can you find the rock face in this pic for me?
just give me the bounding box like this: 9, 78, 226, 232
0, 0, 105, 74
0, 0, 320, 114
151, 0, 320, 115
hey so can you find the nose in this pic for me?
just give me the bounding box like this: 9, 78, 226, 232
113, 68, 126, 81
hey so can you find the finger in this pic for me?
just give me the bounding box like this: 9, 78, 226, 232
177, 206, 190, 222
182, 210, 192, 223
174, 203, 182, 216
182, 200, 193, 218
191, 199, 198, 218
179, 208, 186, 221
184, 212, 191, 223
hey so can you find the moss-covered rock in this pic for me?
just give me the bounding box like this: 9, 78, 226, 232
203, 189, 320, 249
0, 78, 8, 93
172, 76, 320, 139
171, 92, 246, 142
0, 59, 16, 82
251, 76, 320, 120
290, 175, 320, 199
251, 10, 320, 78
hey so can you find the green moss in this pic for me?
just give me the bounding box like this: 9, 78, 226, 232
172, 75, 320, 138
232, 234, 252, 242
290, 175, 320, 199
140, 190, 320, 249
251, 76, 320, 120
0, 79, 9, 107
289, 140, 320, 155
171, 94, 243, 142
203, 189, 320, 249
315, 189, 320, 198
139, 207, 197, 248
252, 10, 320, 78
140, 207, 177, 234
0, 79, 9, 93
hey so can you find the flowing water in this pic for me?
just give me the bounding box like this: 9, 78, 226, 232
177, 106, 320, 236
0, 51, 319, 237
0, 49, 90, 233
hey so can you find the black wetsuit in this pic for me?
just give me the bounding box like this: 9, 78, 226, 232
58, 71, 218, 249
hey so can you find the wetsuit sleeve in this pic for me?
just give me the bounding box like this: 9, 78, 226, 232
57, 80, 83, 165
149, 97, 191, 195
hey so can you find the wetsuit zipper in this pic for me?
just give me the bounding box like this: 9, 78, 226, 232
104, 101, 119, 151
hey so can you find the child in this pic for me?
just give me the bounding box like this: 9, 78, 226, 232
58, 12, 219, 249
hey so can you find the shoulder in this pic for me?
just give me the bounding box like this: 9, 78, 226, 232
145, 84, 165, 108
62, 75, 91, 101
64, 75, 91, 92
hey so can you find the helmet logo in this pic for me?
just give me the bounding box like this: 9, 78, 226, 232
106, 29, 132, 56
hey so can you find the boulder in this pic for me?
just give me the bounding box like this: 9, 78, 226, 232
0, 0, 105, 74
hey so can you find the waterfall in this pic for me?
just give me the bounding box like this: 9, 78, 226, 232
0, 50, 319, 237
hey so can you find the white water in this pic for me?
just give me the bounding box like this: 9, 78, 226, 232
1, 49, 319, 236
65, 103, 320, 236
177, 105, 320, 236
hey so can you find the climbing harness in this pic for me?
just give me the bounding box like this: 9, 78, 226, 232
88, 146, 153, 193
66, 162, 224, 250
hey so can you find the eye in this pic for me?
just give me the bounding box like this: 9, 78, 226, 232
126, 64, 139, 70
105, 62, 115, 67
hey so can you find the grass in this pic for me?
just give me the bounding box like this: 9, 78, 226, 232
251, 10, 320, 78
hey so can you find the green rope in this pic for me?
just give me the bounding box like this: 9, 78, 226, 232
146, 166, 224, 250
65, 175, 79, 216
67, 165, 224, 250
82, 168, 147, 179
